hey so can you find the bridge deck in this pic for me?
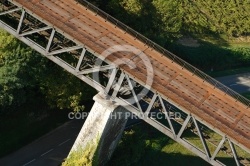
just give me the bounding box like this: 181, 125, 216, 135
14, 0, 250, 150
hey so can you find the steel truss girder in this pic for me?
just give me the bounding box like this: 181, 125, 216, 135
0, 1, 249, 166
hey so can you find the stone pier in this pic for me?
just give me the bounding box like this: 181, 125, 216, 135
67, 93, 129, 165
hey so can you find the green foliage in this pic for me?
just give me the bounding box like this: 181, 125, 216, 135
0, 30, 40, 110
108, 123, 249, 166
0, 29, 95, 113
107, 123, 208, 166
90, 0, 250, 41
38, 63, 95, 111
167, 41, 250, 71
207, 66, 250, 78
107, 0, 182, 43
152, 0, 183, 39
243, 92, 250, 100
168, 0, 250, 38
120, 0, 142, 16
231, 47, 250, 61
107, 128, 147, 166
62, 137, 100, 166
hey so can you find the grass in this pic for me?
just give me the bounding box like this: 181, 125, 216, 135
207, 66, 250, 78
195, 33, 250, 47
242, 92, 250, 100
108, 122, 209, 166
168, 40, 250, 73
108, 122, 250, 166
167, 33, 250, 79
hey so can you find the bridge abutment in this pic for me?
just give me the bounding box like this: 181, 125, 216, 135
66, 93, 129, 165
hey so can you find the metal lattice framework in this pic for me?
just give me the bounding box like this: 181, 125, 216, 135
0, 1, 249, 165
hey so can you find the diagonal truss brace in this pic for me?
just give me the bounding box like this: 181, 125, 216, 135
19, 26, 52, 37
16, 9, 25, 34
48, 45, 83, 56
159, 96, 176, 138
177, 114, 191, 138
193, 117, 211, 161
0, 7, 21, 15
228, 139, 240, 166
46, 29, 56, 53
211, 136, 226, 160
75, 48, 86, 72
77, 65, 116, 75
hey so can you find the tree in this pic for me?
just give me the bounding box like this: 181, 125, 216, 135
0, 29, 38, 112
0, 29, 95, 113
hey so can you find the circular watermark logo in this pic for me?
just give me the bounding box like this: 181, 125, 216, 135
93, 44, 154, 107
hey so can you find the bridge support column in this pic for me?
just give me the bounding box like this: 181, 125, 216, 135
66, 93, 129, 165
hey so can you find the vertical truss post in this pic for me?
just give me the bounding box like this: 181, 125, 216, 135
46, 29, 55, 53
228, 139, 240, 166
125, 74, 143, 113
111, 72, 125, 100
193, 117, 211, 160
16, 9, 25, 34
104, 68, 117, 95
75, 48, 86, 72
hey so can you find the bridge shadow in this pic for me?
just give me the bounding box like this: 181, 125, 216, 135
107, 122, 239, 166
166, 40, 250, 72
108, 138, 236, 166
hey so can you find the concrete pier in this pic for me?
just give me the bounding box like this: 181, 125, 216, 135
67, 93, 129, 165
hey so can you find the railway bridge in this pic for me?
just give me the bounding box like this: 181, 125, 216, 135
0, 0, 249, 165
